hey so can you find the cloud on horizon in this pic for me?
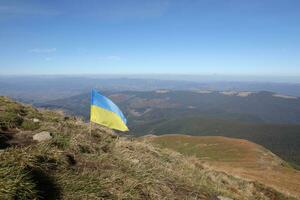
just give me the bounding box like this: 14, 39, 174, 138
98, 55, 121, 61
29, 48, 57, 53
0, 0, 170, 21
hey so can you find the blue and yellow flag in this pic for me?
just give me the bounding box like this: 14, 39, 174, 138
90, 89, 128, 131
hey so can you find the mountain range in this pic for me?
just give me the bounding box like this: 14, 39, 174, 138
36, 90, 300, 168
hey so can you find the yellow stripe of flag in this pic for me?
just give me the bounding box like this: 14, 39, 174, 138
90, 105, 128, 131
90, 89, 128, 132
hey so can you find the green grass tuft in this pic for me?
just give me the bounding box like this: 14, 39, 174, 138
21, 120, 40, 130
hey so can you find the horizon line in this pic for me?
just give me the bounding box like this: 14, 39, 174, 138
1, 73, 300, 77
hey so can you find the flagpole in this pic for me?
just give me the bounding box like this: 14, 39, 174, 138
89, 121, 92, 137
89, 88, 93, 137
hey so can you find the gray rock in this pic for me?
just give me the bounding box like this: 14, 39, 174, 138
217, 196, 233, 200
131, 159, 140, 164
33, 131, 52, 142
33, 118, 40, 123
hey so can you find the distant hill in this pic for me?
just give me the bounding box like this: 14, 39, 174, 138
36, 90, 300, 167
0, 76, 207, 103
1, 76, 300, 103
2, 96, 298, 200
38, 90, 300, 124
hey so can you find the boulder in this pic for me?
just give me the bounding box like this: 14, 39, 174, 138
33, 131, 52, 142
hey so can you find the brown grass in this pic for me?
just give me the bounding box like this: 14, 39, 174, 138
145, 134, 300, 199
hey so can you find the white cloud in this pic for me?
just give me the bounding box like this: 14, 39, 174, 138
45, 57, 53, 61
98, 55, 121, 61
0, 5, 61, 16
29, 48, 57, 53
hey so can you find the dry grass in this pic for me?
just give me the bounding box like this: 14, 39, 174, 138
145, 134, 300, 199
0, 96, 297, 200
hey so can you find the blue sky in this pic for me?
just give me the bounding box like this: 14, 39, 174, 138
0, 0, 300, 75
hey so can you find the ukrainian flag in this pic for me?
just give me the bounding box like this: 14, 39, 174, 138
90, 89, 128, 131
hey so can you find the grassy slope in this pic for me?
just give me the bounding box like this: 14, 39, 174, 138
0, 96, 297, 200
145, 135, 300, 199
133, 116, 300, 168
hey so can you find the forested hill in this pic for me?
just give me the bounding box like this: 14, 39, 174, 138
36, 90, 300, 167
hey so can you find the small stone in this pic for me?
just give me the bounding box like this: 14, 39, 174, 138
217, 196, 233, 200
131, 159, 140, 164
33, 118, 40, 123
33, 131, 52, 142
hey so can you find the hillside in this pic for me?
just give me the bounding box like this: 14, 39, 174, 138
36, 90, 300, 167
134, 116, 300, 168
144, 135, 300, 198
0, 96, 298, 200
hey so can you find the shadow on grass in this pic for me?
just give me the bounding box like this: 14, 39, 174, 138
0, 131, 12, 149
27, 167, 62, 200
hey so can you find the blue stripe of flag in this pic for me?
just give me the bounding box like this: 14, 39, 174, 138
91, 89, 127, 124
